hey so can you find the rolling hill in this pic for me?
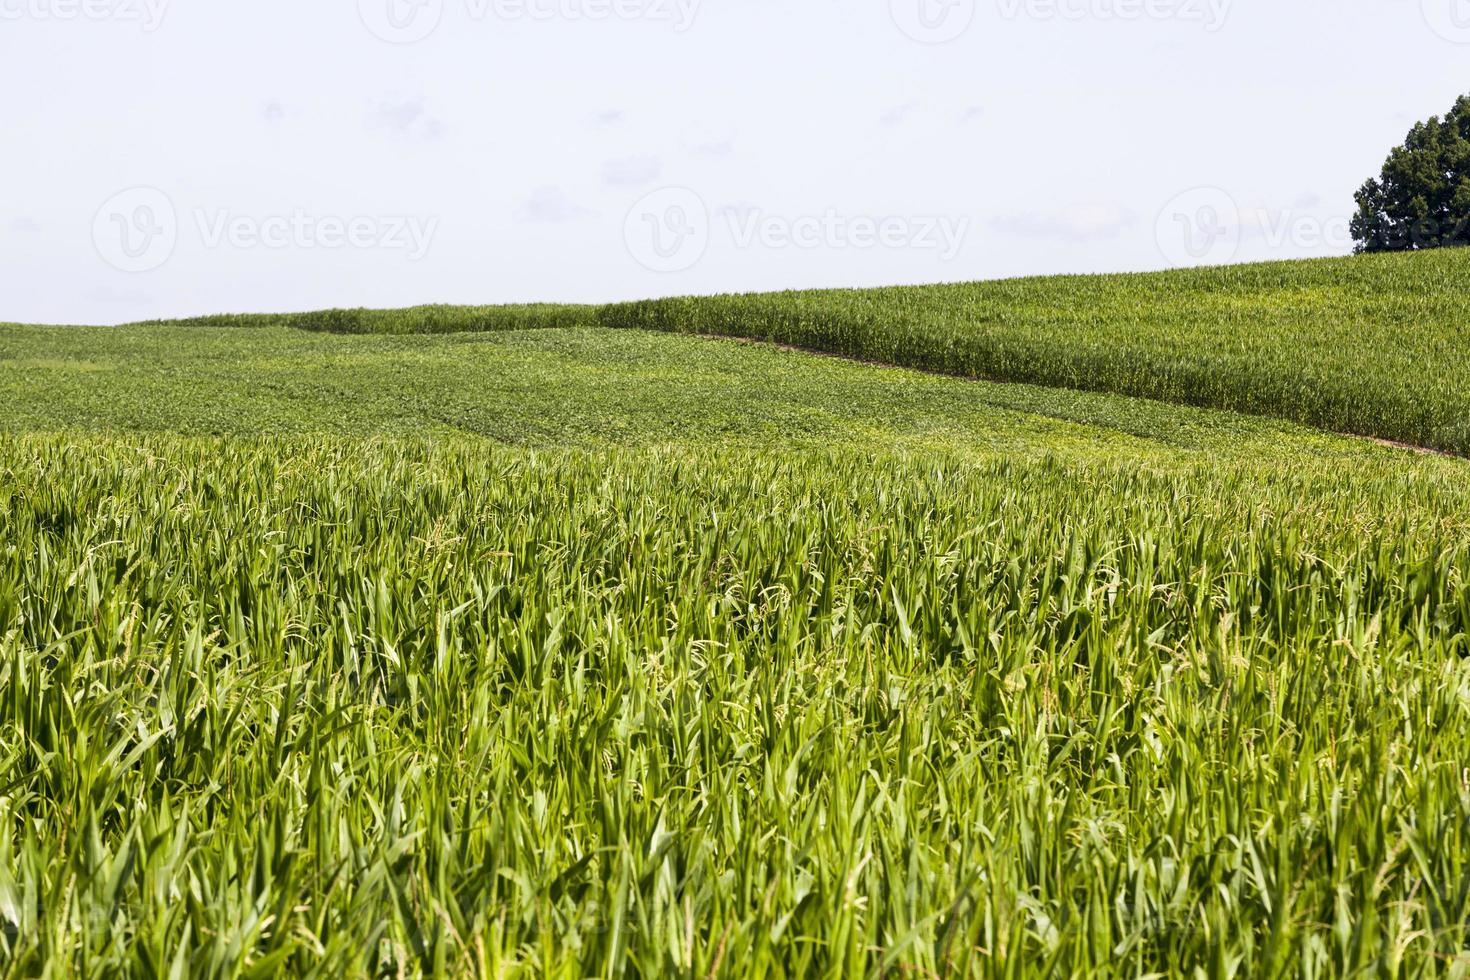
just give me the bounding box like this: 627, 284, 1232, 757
2, 251, 1469, 976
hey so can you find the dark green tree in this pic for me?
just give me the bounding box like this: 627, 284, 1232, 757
1351, 94, 1470, 252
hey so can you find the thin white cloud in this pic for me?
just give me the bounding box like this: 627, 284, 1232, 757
988, 205, 1137, 242
516, 186, 596, 223
880, 103, 917, 127
368, 96, 444, 141
602, 156, 662, 188
86, 285, 152, 304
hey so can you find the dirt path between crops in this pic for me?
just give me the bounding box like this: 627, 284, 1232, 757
1362, 437, 1460, 458
687, 332, 1467, 461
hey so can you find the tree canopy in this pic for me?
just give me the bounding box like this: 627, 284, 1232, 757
1351, 95, 1470, 253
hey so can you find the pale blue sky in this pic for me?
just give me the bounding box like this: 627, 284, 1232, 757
2, 0, 1466, 324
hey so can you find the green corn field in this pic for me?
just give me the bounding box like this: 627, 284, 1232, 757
598, 250, 1470, 455
3, 250, 1470, 977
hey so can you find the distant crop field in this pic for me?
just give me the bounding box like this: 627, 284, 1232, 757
51, 250, 1469, 455
0, 323, 1363, 453
602, 249, 1470, 455
3, 264, 1470, 976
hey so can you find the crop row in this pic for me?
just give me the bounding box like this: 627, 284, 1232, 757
124, 303, 598, 335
